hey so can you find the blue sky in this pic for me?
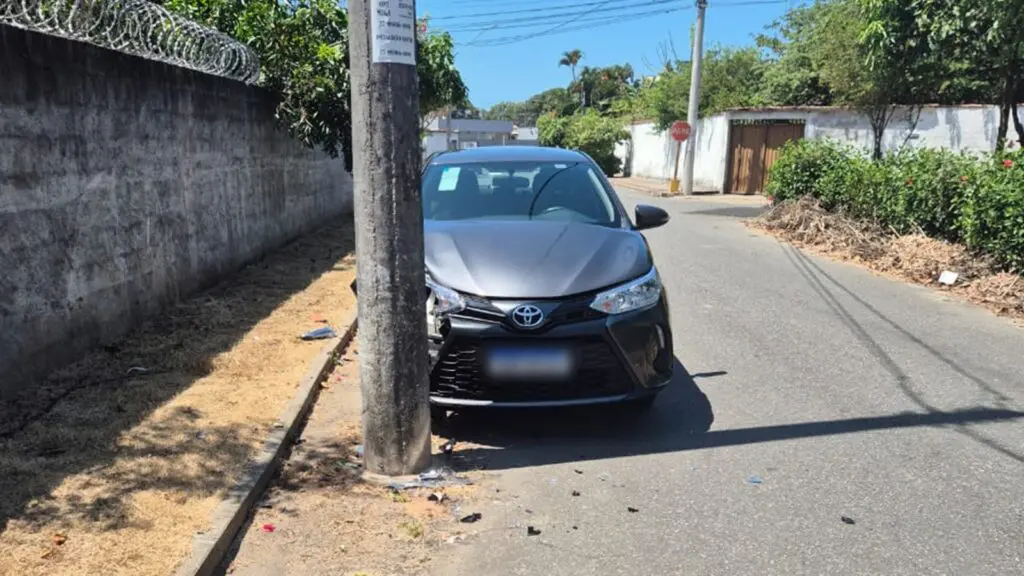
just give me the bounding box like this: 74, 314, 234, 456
417, 0, 802, 109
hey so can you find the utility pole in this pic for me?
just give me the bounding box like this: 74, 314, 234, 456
349, 0, 432, 476
681, 0, 707, 196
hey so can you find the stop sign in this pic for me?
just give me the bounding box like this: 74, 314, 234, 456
670, 121, 691, 142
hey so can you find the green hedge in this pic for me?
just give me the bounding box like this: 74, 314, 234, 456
765, 140, 1024, 272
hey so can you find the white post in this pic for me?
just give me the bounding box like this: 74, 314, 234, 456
682, 0, 707, 195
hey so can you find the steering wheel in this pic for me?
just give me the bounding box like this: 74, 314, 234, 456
539, 205, 570, 216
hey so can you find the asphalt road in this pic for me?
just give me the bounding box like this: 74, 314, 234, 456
434, 191, 1024, 576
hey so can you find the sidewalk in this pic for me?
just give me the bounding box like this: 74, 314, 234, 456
221, 340, 486, 576
612, 176, 769, 205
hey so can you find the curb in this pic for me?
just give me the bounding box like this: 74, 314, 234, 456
174, 312, 359, 576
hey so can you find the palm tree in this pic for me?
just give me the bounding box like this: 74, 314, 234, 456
558, 49, 584, 82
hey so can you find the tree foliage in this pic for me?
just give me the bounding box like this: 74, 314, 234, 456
164, 0, 467, 169
537, 110, 628, 175
861, 0, 1024, 148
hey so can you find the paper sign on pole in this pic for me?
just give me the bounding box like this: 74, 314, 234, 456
371, 0, 417, 65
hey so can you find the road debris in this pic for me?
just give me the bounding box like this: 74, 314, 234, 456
627, 507, 639, 513
747, 475, 763, 485
841, 516, 856, 525
527, 526, 542, 536
460, 513, 482, 523
52, 533, 67, 546
300, 326, 337, 340
574, 469, 584, 475
938, 271, 959, 286
260, 523, 276, 533
442, 439, 456, 459
571, 490, 581, 497
125, 366, 150, 376
388, 467, 471, 491
428, 492, 446, 504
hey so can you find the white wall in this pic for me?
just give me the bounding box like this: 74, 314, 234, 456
625, 105, 1024, 192
626, 116, 729, 191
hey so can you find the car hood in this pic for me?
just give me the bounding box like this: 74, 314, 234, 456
424, 220, 651, 299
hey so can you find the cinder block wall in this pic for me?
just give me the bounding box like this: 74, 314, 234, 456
0, 25, 353, 397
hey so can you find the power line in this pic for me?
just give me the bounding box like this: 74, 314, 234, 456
446, 6, 685, 36
461, 5, 690, 47
428, 0, 674, 22
438, 0, 678, 32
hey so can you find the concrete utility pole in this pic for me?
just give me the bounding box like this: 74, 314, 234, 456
349, 0, 432, 476
682, 0, 707, 196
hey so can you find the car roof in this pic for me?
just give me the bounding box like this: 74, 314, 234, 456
428, 146, 589, 166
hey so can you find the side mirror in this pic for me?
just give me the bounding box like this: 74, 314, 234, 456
634, 204, 670, 230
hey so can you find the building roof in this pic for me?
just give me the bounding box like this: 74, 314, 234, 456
428, 146, 587, 166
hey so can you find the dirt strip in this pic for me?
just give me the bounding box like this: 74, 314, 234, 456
0, 221, 356, 576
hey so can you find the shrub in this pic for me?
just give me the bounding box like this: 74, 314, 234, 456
537, 110, 628, 176
765, 140, 1024, 272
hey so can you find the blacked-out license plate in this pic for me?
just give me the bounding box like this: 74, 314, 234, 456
483, 345, 576, 380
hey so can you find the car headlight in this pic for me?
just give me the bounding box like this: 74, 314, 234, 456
589, 267, 662, 315
426, 274, 466, 315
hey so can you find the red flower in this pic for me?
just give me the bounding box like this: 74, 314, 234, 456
1003, 159, 1014, 168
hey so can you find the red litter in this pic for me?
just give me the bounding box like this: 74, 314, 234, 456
261, 523, 276, 533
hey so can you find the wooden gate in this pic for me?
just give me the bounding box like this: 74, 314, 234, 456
726, 121, 805, 195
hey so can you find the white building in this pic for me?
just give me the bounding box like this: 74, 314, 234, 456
623, 104, 1023, 194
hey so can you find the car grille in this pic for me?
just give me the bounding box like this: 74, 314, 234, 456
431, 338, 634, 402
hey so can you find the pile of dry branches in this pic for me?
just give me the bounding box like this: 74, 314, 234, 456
752, 197, 1024, 321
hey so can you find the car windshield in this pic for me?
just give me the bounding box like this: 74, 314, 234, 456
422, 160, 620, 226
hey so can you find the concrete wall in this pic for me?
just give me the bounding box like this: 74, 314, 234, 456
624, 105, 1023, 192
0, 26, 353, 397
627, 115, 728, 191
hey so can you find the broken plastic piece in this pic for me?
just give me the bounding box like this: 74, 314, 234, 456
261, 523, 276, 533
442, 439, 456, 458
300, 326, 337, 340
126, 366, 149, 375
460, 512, 481, 523
841, 516, 856, 525
388, 467, 471, 491
527, 526, 541, 536
428, 492, 446, 504
747, 475, 763, 485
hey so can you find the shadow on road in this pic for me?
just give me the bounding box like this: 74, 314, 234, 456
440, 359, 1024, 473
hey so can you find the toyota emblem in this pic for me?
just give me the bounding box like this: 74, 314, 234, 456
510, 304, 544, 329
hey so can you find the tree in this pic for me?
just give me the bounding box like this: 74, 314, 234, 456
795, 0, 924, 159
559, 49, 584, 82
756, 4, 835, 106
164, 0, 467, 169
537, 110, 628, 175
862, 0, 1024, 149
484, 88, 578, 125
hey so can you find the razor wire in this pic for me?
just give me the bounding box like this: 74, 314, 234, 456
0, 0, 260, 83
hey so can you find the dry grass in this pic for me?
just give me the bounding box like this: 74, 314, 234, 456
223, 341, 483, 576
0, 221, 357, 576
750, 198, 1024, 322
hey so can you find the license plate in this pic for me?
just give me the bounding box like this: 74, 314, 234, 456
483, 345, 575, 380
